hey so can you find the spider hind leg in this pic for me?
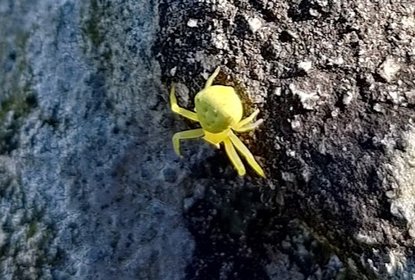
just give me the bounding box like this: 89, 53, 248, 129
229, 131, 265, 177
224, 138, 246, 176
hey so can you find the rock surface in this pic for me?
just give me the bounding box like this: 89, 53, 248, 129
1, 0, 415, 279
0, 1, 193, 279
157, 0, 415, 279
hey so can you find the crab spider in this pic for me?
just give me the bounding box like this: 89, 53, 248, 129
170, 66, 265, 177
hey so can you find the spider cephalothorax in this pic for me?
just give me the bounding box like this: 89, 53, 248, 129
170, 66, 265, 177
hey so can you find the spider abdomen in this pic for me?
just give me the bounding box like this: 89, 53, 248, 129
195, 85, 243, 133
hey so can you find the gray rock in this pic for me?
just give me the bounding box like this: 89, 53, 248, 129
2, 0, 415, 279
0, 1, 193, 279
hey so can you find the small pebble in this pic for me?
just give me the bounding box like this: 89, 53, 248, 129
287, 149, 296, 157
373, 103, 383, 113
248, 17, 262, 33
187, 19, 198, 28
332, 56, 344, 65
298, 60, 312, 73
291, 119, 301, 131
388, 91, 401, 104
309, 8, 320, 17
385, 190, 395, 198
289, 83, 319, 110
378, 57, 400, 83
170, 66, 177, 76
273, 87, 282, 96
290, 115, 301, 131
342, 92, 353, 105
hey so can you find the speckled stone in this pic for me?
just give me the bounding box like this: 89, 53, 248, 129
0, 1, 194, 279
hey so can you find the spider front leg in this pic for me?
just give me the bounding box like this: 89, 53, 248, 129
234, 109, 263, 132
233, 119, 263, 133
238, 109, 259, 127
229, 131, 265, 177
172, 128, 205, 157
204, 66, 221, 89
170, 84, 199, 122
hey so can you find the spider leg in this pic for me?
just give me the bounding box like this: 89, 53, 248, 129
172, 128, 204, 156
233, 119, 263, 133
204, 66, 221, 89
170, 84, 199, 122
224, 138, 246, 176
235, 109, 259, 129
229, 131, 265, 177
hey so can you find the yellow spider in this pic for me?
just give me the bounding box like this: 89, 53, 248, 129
170, 66, 265, 177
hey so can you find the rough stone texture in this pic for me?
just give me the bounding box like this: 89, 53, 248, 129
156, 0, 415, 279
0, 1, 193, 279
1, 0, 415, 280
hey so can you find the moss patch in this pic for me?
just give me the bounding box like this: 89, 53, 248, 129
0, 92, 37, 154
26, 221, 38, 239
81, 0, 109, 50
80, 0, 114, 73
82, 0, 103, 47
